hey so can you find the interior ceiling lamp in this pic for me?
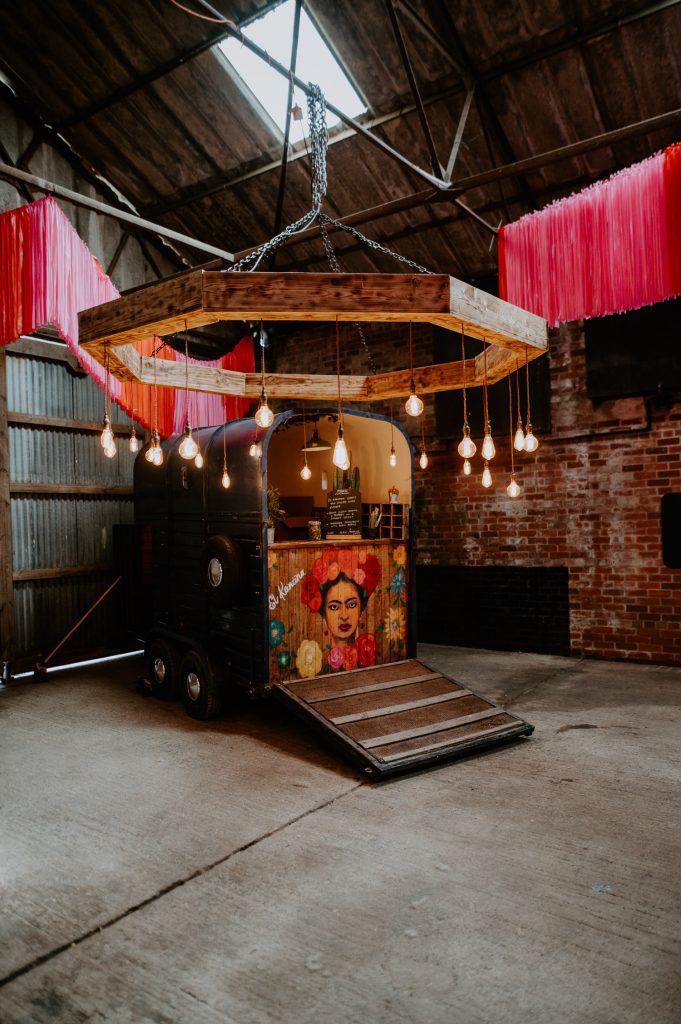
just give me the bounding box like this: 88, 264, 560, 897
332, 317, 350, 470
178, 324, 199, 460
100, 348, 116, 459
480, 339, 496, 461
507, 375, 521, 498
389, 399, 397, 467
301, 425, 332, 452
419, 415, 429, 470
457, 324, 476, 462
254, 320, 274, 428
144, 342, 164, 466
405, 321, 424, 417
221, 396, 231, 489
300, 404, 312, 481
513, 359, 525, 451
523, 347, 539, 453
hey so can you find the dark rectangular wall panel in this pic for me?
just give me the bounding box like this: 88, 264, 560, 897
416, 565, 570, 656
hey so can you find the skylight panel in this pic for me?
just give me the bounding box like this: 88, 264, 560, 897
220, 0, 366, 143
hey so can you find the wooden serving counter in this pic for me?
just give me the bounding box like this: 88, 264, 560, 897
269, 537, 395, 550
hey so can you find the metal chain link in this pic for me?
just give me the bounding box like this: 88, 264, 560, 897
227, 84, 435, 372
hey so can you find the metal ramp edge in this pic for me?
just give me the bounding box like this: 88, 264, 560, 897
273, 658, 533, 779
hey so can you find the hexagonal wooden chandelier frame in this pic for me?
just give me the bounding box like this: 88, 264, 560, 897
78, 271, 548, 400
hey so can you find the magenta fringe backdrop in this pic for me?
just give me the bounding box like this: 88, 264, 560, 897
0, 195, 255, 435
498, 143, 681, 326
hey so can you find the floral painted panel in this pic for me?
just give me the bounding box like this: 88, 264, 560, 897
267, 542, 409, 682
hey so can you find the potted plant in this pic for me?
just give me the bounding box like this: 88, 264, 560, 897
266, 486, 286, 545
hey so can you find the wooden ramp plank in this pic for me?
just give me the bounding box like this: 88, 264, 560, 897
273, 658, 533, 779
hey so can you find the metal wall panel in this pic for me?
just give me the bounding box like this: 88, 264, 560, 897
7, 349, 138, 660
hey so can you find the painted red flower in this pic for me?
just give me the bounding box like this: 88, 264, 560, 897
362, 555, 381, 595
356, 633, 376, 667
312, 557, 330, 585
336, 549, 355, 577
301, 574, 322, 613
343, 644, 358, 671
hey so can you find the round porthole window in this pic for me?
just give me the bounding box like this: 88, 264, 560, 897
207, 556, 223, 588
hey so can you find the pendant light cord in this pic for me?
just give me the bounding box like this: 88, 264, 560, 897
460, 323, 468, 427
390, 397, 394, 448
525, 346, 531, 423
184, 319, 191, 427
260, 319, 266, 390
482, 338, 489, 429
408, 321, 415, 390
508, 374, 515, 476
302, 400, 308, 465
336, 315, 342, 426
515, 358, 522, 423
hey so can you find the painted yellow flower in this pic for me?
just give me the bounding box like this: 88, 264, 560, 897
267, 550, 278, 569
296, 639, 323, 679
384, 607, 406, 643
392, 544, 407, 567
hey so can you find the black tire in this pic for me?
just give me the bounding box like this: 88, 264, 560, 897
146, 638, 181, 701
179, 649, 224, 720
202, 535, 243, 608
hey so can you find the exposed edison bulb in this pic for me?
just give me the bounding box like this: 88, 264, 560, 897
144, 442, 156, 464
100, 415, 114, 451
152, 444, 164, 467
463, 458, 472, 476
194, 450, 204, 469
178, 424, 199, 460
524, 424, 539, 453
481, 431, 496, 461
249, 441, 261, 458
221, 467, 231, 489
457, 426, 476, 459
129, 428, 140, 454
507, 476, 521, 498
332, 428, 349, 470
103, 439, 116, 459
513, 419, 526, 452
321, 470, 328, 491
389, 446, 397, 468
300, 462, 312, 481
482, 461, 493, 488
405, 389, 424, 418
419, 449, 429, 470
255, 396, 274, 428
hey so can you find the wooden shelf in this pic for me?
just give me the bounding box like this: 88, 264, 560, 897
361, 502, 409, 541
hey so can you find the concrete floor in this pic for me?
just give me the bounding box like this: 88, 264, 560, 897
0, 645, 680, 1024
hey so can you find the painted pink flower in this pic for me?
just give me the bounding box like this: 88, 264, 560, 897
337, 549, 355, 577
327, 647, 345, 671
327, 561, 340, 581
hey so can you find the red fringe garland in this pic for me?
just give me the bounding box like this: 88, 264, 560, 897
498, 144, 681, 325
0, 195, 255, 435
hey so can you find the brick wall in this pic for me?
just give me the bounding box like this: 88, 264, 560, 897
272, 319, 680, 664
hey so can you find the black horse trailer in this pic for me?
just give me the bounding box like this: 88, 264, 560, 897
133, 408, 532, 778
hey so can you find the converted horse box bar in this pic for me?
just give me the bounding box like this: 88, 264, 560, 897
134, 408, 532, 778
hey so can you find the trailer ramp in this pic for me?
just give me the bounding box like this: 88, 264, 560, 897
274, 659, 533, 779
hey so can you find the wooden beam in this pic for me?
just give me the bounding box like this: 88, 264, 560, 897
0, 347, 13, 663
13, 564, 113, 582
10, 483, 133, 496
79, 272, 548, 361
8, 336, 85, 374
8, 412, 138, 435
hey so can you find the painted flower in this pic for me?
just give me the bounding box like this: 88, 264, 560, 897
356, 633, 377, 668
277, 650, 291, 669
296, 639, 323, 679
327, 647, 345, 671
312, 556, 330, 585
336, 549, 355, 577
301, 574, 322, 613
352, 566, 366, 587
390, 568, 406, 598
343, 645, 358, 671
392, 544, 407, 567
363, 554, 381, 595
327, 560, 341, 582
267, 550, 278, 570
269, 619, 285, 648
384, 607, 406, 643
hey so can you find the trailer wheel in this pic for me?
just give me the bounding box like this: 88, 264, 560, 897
202, 535, 243, 608
146, 638, 180, 701
180, 649, 223, 720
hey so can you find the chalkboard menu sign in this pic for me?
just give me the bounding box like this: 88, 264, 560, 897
326, 490, 362, 538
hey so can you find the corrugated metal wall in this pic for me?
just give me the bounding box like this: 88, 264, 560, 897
7, 341, 140, 660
